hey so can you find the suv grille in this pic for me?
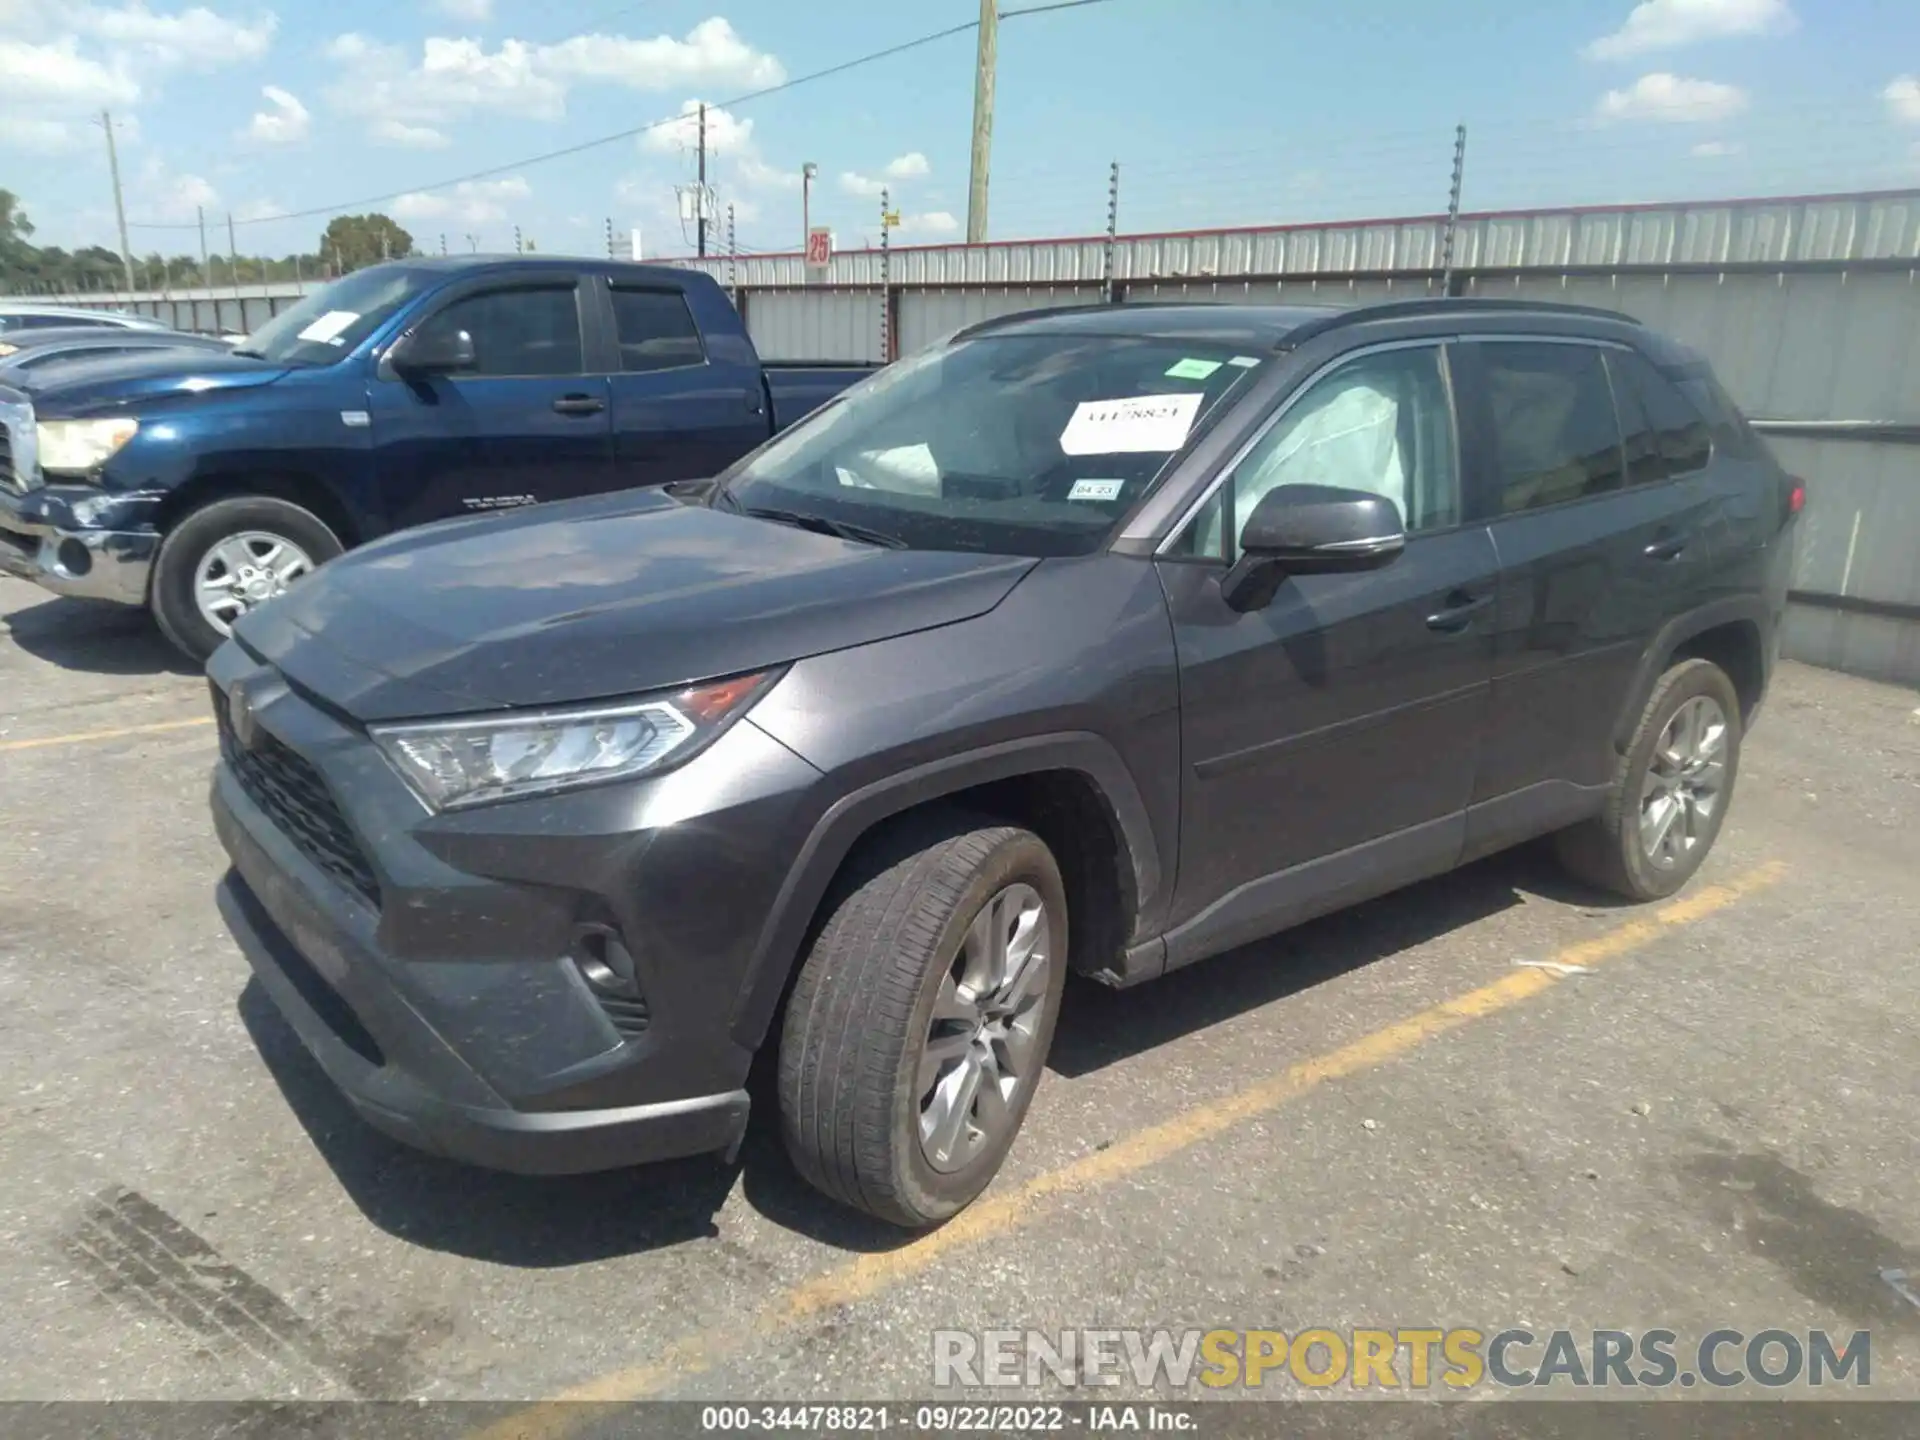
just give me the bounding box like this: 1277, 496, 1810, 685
0, 395, 36, 493
0, 423, 12, 491
213, 685, 382, 909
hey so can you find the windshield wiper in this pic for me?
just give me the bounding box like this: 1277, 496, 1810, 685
229, 346, 267, 359
740, 505, 908, 549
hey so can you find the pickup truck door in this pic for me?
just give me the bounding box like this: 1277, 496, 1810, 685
600, 278, 770, 488
369, 274, 613, 529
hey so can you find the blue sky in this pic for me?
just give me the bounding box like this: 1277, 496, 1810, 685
2, 0, 1916, 261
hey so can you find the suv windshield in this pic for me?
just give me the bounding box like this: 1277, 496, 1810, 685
235, 265, 438, 366
717, 333, 1262, 556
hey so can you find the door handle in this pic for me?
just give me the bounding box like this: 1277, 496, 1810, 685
552, 394, 606, 416
1643, 533, 1689, 562
1426, 591, 1493, 633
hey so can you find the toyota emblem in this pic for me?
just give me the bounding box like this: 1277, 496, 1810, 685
227, 682, 257, 750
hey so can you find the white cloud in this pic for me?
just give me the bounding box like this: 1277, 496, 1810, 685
1886, 76, 1920, 125
539, 18, 782, 90
1586, 0, 1794, 60
371, 118, 452, 148
0, 36, 139, 108
430, 0, 492, 19
245, 86, 309, 144
883, 151, 930, 180
322, 18, 782, 147
1596, 72, 1748, 122
898, 210, 959, 236
234, 197, 286, 221
78, 2, 276, 71
134, 155, 219, 223
0, 116, 81, 152
1689, 139, 1743, 156
392, 175, 531, 224
839, 170, 886, 198
323, 34, 567, 134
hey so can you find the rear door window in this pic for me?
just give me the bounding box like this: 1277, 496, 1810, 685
610, 288, 705, 373
1610, 350, 1712, 482
1480, 342, 1624, 513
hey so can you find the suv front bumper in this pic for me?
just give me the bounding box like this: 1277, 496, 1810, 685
206, 643, 826, 1176
0, 484, 157, 605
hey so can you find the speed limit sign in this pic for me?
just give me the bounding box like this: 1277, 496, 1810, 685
805, 226, 832, 277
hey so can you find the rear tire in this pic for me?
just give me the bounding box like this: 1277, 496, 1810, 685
151, 496, 341, 663
1556, 658, 1742, 901
778, 811, 1068, 1228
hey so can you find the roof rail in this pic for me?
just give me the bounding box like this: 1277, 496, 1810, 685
947, 301, 1117, 342
1283, 296, 1640, 347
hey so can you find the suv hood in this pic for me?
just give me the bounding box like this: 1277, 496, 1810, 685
235, 488, 1038, 721
29, 348, 288, 413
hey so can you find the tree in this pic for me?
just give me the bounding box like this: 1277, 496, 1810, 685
319, 213, 414, 272
1, 188, 36, 273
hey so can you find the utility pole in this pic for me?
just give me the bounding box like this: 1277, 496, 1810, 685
879, 187, 891, 363
513, 224, 523, 254
802, 162, 818, 250
605, 216, 615, 259
1441, 123, 1468, 297
466, 233, 478, 253
1102, 161, 1121, 304
440, 233, 448, 256
227, 212, 241, 300
99, 110, 135, 292
726, 203, 738, 309
198, 206, 210, 289
964, 0, 997, 244
696, 102, 709, 257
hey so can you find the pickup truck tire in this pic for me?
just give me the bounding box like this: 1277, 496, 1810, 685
152, 496, 343, 662
1555, 658, 1743, 902
778, 812, 1068, 1228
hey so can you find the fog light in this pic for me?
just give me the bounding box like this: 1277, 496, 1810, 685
570, 922, 651, 1039
56, 539, 91, 577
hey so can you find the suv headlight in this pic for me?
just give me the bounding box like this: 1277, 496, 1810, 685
370, 671, 777, 811
36, 417, 139, 477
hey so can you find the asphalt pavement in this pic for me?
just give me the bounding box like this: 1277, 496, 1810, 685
2, 574, 1917, 1426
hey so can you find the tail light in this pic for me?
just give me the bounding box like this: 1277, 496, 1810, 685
1787, 478, 1806, 514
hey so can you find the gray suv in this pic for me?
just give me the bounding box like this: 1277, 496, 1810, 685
208, 298, 1801, 1227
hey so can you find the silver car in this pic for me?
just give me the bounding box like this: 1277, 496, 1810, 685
0, 304, 172, 335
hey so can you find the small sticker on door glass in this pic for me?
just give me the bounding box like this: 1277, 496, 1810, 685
1059, 392, 1203, 455
1066, 478, 1126, 502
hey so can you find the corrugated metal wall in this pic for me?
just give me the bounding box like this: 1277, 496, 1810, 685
744, 288, 883, 362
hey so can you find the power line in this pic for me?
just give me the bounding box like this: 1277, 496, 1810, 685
127, 18, 984, 230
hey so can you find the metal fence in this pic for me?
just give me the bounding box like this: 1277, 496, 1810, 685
14, 188, 1919, 685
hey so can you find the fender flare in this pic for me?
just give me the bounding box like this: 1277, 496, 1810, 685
1611, 596, 1770, 752
727, 732, 1164, 1049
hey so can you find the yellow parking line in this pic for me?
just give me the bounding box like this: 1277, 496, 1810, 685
477, 859, 1789, 1435
0, 716, 213, 754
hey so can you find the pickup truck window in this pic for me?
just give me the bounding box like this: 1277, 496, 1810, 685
717, 334, 1257, 558
611, 288, 705, 372
235, 266, 436, 365
415, 286, 585, 377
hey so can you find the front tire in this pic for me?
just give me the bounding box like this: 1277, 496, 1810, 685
151, 496, 342, 662
778, 812, 1068, 1228
1556, 658, 1743, 901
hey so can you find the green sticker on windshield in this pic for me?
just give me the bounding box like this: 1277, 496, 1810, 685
1165, 357, 1223, 380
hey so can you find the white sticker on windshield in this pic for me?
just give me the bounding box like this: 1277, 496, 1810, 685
296, 310, 360, 344
1066, 478, 1126, 502
1228, 355, 1261, 368
1059, 392, 1203, 456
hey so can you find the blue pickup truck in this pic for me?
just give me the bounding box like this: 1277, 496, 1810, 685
0, 257, 873, 658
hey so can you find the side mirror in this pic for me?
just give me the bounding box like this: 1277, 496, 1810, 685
390, 326, 476, 376
1221, 483, 1407, 612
